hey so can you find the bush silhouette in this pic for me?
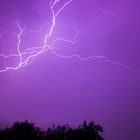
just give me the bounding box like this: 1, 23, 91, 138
0, 120, 104, 140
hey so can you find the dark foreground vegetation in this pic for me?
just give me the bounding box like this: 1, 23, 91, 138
0, 120, 104, 140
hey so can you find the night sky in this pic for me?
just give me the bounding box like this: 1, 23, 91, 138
0, 0, 140, 140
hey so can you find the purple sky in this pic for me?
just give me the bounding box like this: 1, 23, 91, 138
0, 0, 140, 140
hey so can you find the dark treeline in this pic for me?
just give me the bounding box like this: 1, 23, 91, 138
0, 120, 104, 140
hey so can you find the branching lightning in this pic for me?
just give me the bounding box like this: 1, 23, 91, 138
0, 0, 138, 72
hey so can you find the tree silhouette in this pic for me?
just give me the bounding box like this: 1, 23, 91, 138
0, 120, 104, 140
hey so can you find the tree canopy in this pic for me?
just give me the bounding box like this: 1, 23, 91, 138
0, 120, 104, 140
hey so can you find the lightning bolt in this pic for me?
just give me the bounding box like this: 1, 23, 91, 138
0, 0, 138, 72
